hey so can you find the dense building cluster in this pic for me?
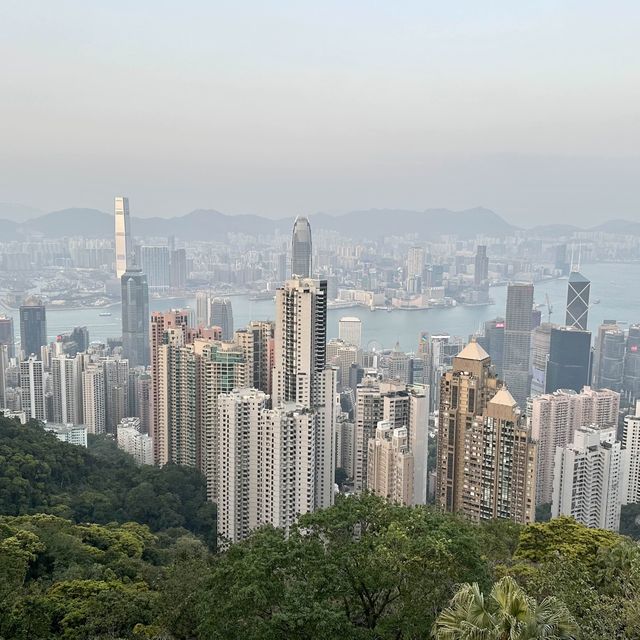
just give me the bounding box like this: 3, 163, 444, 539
0, 195, 639, 543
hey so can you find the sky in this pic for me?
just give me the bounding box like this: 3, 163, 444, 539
1, 1, 639, 225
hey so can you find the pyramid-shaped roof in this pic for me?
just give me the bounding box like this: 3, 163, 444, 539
569, 270, 590, 284
456, 340, 490, 361
489, 387, 518, 407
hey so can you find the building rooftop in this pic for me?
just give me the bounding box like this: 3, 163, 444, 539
455, 339, 490, 361
489, 387, 518, 407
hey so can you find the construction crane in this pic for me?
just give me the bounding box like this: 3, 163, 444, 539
545, 293, 553, 323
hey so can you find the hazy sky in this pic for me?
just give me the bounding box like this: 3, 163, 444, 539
1, 1, 639, 225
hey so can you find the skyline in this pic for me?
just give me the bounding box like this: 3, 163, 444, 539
1, 2, 639, 224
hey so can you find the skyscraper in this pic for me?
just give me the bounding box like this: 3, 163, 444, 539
170, 248, 187, 289
552, 426, 626, 532
273, 276, 336, 510
141, 246, 171, 290
530, 322, 555, 397
83, 364, 106, 434
367, 422, 414, 505
436, 342, 536, 523
51, 354, 83, 425
476, 318, 505, 378
531, 386, 619, 505
291, 216, 312, 278
195, 291, 210, 328
622, 401, 640, 505
20, 297, 47, 358
121, 268, 150, 367
502, 283, 534, 408
114, 196, 133, 279
565, 270, 590, 330
545, 327, 592, 394
20, 356, 46, 421
479, 388, 537, 523
436, 341, 500, 514
338, 316, 362, 347
0, 315, 15, 359
474, 245, 489, 287
597, 328, 625, 392
624, 325, 640, 405
210, 298, 234, 341
217, 389, 315, 543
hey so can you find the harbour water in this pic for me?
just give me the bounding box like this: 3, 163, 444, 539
6, 262, 640, 351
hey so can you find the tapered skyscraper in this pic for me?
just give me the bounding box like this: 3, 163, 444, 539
115, 196, 133, 278
566, 270, 590, 330
291, 216, 312, 278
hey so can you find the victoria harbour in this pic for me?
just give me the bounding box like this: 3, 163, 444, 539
6, 262, 639, 350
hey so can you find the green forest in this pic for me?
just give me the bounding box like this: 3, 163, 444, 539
1, 418, 640, 639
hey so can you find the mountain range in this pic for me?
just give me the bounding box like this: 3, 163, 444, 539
0, 206, 638, 241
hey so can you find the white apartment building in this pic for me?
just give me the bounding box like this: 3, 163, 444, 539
623, 401, 640, 505
338, 316, 362, 348
82, 364, 106, 434
20, 356, 46, 421
552, 426, 627, 531
367, 421, 414, 505
51, 354, 83, 425
117, 417, 153, 465
217, 389, 316, 544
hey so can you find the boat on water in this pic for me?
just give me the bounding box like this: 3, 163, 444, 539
98, 312, 112, 317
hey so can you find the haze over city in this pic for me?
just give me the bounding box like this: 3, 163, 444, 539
3, 4, 640, 639
2, 1, 639, 224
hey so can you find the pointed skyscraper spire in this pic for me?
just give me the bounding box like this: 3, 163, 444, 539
291, 216, 312, 278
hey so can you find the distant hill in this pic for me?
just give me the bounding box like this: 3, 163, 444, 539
0, 202, 42, 222
21, 208, 112, 237
3, 206, 639, 240
3, 206, 516, 240
590, 219, 640, 235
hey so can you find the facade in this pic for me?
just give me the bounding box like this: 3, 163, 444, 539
82, 364, 106, 435
545, 327, 592, 394
114, 196, 133, 279
51, 355, 83, 425
170, 248, 187, 289
623, 401, 640, 505
210, 298, 234, 341
141, 246, 171, 290
502, 284, 534, 408
291, 216, 313, 278
367, 422, 414, 505
327, 339, 360, 391
117, 417, 153, 465
565, 270, 590, 330
597, 328, 626, 392
624, 325, 640, 405
0, 345, 7, 408
44, 423, 88, 447
530, 322, 554, 398
196, 291, 210, 327
338, 316, 362, 347
103, 357, 129, 433
552, 426, 627, 531
437, 341, 500, 514
474, 245, 489, 287
476, 318, 505, 379
234, 321, 274, 396
479, 388, 537, 523
20, 298, 47, 359
121, 268, 150, 367
531, 386, 620, 505
20, 356, 46, 421
0, 315, 15, 358
216, 389, 316, 543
